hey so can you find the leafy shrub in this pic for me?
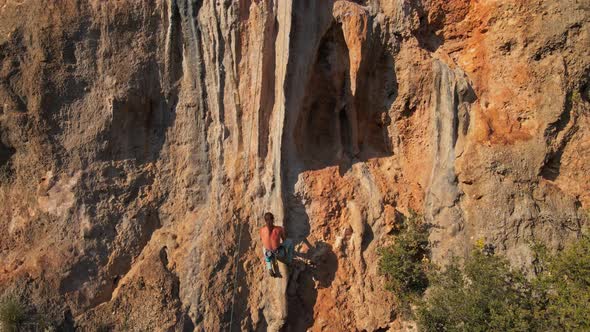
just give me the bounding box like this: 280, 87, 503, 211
0, 295, 26, 332
533, 236, 590, 331
378, 211, 430, 310
417, 250, 535, 331
0, 294, 59, 331
572, 90, 582, 104
415, 235, 590, 332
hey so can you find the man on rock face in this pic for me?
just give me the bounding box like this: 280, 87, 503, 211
259, 212, 293, 277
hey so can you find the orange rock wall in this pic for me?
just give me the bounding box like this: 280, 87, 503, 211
0, 0, 588, 331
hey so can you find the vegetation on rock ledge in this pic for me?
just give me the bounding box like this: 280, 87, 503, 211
379, 221, 590, 331
378, 211, 431, 314
0, 295, 25, 332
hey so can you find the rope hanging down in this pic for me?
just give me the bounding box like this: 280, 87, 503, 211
228, 1, 268, 329
228, 0, 289, 329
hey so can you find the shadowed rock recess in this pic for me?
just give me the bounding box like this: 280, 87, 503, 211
0, 0, 588, 330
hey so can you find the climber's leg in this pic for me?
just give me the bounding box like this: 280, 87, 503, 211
283, 239, 294, 264
263, 248, 273, 273
274, 240, 294, 265
265, 257, 273, 272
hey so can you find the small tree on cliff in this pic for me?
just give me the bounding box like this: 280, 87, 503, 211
378, 210, 431, 311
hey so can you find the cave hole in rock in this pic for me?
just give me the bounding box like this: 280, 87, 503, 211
0, 140, 15, 166
295, 22, 395, 171
101, 56, 180, 164
0, 139, 16, 178
295, 22, 353, 168
107, 96, 152, 161
540, 152, 562, 181
106, 91, 173, 163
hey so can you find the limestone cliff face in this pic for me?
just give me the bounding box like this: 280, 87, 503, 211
0, 0, 588, 331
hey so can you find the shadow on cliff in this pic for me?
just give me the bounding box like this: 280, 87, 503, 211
287, 20, 397, 242
285, 241, 338, 331
282, 19, 398, 330
101, 65, 180, 165
411, 1, 447, 52
225, 213, 254, 332
293, 22, 396, 176
56, 3, 187, 318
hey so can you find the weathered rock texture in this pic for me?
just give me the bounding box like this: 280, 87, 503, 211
0, 0, 588, 331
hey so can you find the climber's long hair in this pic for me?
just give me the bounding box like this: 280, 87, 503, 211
264, 212, 274, 229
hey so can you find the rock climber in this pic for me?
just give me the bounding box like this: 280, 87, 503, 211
259, 212, 293, 277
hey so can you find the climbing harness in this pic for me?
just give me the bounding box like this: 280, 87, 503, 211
265, 245, 286, 261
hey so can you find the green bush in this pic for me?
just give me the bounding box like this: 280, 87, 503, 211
378, 211, 430, 310
572, 90, 582, 104
0, 295, 26, 332
417, 251, 535, 331
415, 236, 590, 332
533, 236, 590, 331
